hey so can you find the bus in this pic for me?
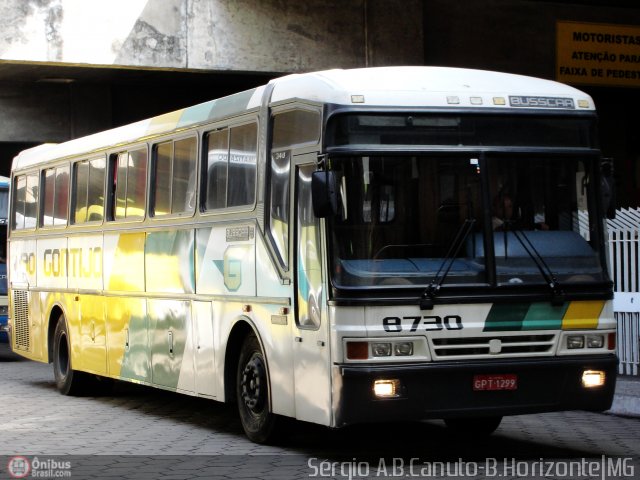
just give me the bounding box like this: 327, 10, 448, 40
0, 176, 9, 353
8, 67, 617, 443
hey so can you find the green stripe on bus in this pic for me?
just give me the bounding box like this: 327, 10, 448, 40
521, 302, 568, 330
149, 300, 189, 390
120, 309, 151, 383
483, 303, 529, 331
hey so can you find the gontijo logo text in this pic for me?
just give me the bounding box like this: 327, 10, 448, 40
20, 247, 102, 277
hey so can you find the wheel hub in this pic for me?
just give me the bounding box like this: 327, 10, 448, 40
241, 354, 265, 412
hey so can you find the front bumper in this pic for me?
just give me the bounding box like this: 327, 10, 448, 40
333, 355, 617, 427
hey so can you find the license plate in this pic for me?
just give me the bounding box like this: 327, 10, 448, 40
473, 374, 518, 391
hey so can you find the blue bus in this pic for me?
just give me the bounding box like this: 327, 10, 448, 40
0, 176, 9, 353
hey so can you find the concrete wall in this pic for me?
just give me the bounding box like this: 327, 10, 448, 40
0, 0, 424, 72
423, 0, 640, 79
0, 0, 423, 155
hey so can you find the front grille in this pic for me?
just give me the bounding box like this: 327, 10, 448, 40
12, 290, 30, 350
431, 334, 556, 359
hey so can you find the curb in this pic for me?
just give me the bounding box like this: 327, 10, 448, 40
607, 376, 640, 418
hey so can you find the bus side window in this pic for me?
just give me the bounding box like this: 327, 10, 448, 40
203, 122, 257, 211
204, 129, 229, 210
73, 158, 105, 224
152, 137, 196, 217
109, 148, 147, 221
41, 168, 55, 227
12, 173, 39, 230
41, 165, 69, 227
228, 123, 257, 207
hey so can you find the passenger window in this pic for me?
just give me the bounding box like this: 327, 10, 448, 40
41, 165, 69, 227
42, 169, 55, 226
228, 123, 257, 207
110, 148, 147, 220
55, 166, 70, 225
203, 122, 257, 210
12, 173, 39, 230
152, 137, 197, 216
204, 130, 228, 210
272, 110, 321, 149
73, 158, 105, 224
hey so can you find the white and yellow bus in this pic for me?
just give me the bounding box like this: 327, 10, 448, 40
8, 67, 617, 443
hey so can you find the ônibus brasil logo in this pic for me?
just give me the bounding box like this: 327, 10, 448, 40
7, 456, 31, 479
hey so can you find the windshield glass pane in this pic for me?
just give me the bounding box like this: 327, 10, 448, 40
487, 156, 604, 285
327, 154, 606, 290
328, 155, 485, 287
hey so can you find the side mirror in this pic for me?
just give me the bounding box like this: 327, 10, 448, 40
312, 170, 338, 218
600, 158, 616, 219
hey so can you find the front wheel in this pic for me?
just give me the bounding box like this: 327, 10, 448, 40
52, 316, 90, 396
444, 416, 502, 436
236, 333, 279, 443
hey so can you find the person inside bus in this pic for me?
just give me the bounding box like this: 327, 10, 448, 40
493, 193, 549, 231
492, 193, 514, 231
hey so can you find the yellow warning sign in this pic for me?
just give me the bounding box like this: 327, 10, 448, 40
557, 21, 640, 87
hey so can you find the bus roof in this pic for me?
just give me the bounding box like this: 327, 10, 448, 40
12, 67, 594, 172
269, 66, 593, 108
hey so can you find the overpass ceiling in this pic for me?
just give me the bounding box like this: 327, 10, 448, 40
0, 61, 276, 88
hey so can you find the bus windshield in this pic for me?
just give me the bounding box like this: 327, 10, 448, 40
326, 153, 606, 290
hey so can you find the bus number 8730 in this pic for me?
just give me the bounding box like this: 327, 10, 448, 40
382, 315, 463, 332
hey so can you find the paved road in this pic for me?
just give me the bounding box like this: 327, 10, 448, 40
1, 356, 639, 479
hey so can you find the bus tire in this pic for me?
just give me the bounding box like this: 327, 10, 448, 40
444, 416, 502, 436
236, 333, 278, 443
52, 316, 89, 396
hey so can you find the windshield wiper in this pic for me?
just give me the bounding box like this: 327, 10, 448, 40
420, 218, 476, 310
504, 222, 565, 305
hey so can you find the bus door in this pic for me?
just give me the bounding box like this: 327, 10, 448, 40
293, 158, 331, 425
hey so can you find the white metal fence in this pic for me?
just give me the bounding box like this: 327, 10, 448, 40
607, 208, 640, 376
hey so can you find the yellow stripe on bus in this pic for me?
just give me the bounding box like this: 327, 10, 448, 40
561, 300, 604, 329
108, 233, 146, 292
146, 109, 184, 136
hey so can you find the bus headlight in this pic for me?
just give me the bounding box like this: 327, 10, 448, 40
394, 342, 414, 356
345, 339, 419, 361
586, 334, 604, 349
567, 335, 585, 349
371, 343, 392, 357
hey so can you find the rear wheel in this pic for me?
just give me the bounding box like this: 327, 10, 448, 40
444, 416, 502, 436
52, 316, 90, 396
236, 333, 278, 443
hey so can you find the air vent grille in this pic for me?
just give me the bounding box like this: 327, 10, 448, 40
12, 290, 30, 351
